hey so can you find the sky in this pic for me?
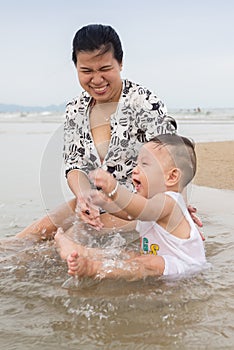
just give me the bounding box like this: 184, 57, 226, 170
0, 0, 233, 109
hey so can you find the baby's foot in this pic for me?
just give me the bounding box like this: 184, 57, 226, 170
67, 251, 79, 275
54, 228, 83, 260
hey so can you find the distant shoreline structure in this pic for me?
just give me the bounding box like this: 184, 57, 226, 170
0, 103, 66, 113
1, 103, 234, 114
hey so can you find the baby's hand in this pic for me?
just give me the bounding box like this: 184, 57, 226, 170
89, 168, 116, 194
90, 189, 122, 216
90, 189, 111, 207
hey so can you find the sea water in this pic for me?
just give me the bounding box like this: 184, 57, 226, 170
0, 109, 234, 349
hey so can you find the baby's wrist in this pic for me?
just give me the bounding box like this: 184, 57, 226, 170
107, 181, 119, 198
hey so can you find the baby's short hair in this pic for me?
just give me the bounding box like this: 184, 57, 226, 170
149, 134, 197, 188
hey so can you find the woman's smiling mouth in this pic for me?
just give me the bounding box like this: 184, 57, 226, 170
91, 84, 109, 94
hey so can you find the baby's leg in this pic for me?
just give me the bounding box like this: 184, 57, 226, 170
55, 213, 136, 260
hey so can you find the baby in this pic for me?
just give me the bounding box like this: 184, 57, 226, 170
58, 134, 206, 280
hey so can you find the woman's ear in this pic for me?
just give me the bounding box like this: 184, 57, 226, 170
166, 168, 181, 187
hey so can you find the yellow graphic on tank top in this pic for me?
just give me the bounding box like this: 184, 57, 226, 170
149, 244, 159, 255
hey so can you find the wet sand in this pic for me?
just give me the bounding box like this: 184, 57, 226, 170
1, 123, 234, 349
193, 141, 234, 190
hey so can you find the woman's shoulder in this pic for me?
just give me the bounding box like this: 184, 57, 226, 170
123, 79, 156, 97
65, 91, 92, 115
122, 79, 166, 113
66, 90, 91, 109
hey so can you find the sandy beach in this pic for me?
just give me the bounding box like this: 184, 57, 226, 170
193, 141, 234, 190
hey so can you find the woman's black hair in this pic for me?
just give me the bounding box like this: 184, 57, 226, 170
72, 24, 123, 65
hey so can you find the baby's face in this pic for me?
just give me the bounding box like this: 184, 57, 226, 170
132, 142, 173, 198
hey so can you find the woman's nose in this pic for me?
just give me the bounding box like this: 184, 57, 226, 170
91, 71, 104, 85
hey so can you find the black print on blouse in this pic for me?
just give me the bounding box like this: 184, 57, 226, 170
63, 79, 177, 185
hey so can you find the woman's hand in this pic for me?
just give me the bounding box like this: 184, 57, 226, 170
76, 194, 103, 230
188, 205, 205, 241
188, 205, 203, 227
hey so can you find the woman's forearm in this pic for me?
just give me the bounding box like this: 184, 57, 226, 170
67, 169, 91, 198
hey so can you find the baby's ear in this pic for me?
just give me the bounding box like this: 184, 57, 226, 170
166, 168, 181, 186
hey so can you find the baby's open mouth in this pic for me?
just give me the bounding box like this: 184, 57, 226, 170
133, 178, 141, 191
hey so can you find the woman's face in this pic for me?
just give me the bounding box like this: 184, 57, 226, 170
76, 50, 123, 104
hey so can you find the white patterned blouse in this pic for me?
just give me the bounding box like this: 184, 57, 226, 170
63, 79, 177, 190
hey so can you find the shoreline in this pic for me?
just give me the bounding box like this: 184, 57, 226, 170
193, 141, 234, 190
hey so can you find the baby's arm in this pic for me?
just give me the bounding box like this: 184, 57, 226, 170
90, 189, 136, 221
90, 169, 173, 222
67, 251, 165, 280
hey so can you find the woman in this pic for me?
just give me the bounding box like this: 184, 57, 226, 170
16, 24, 180, 241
